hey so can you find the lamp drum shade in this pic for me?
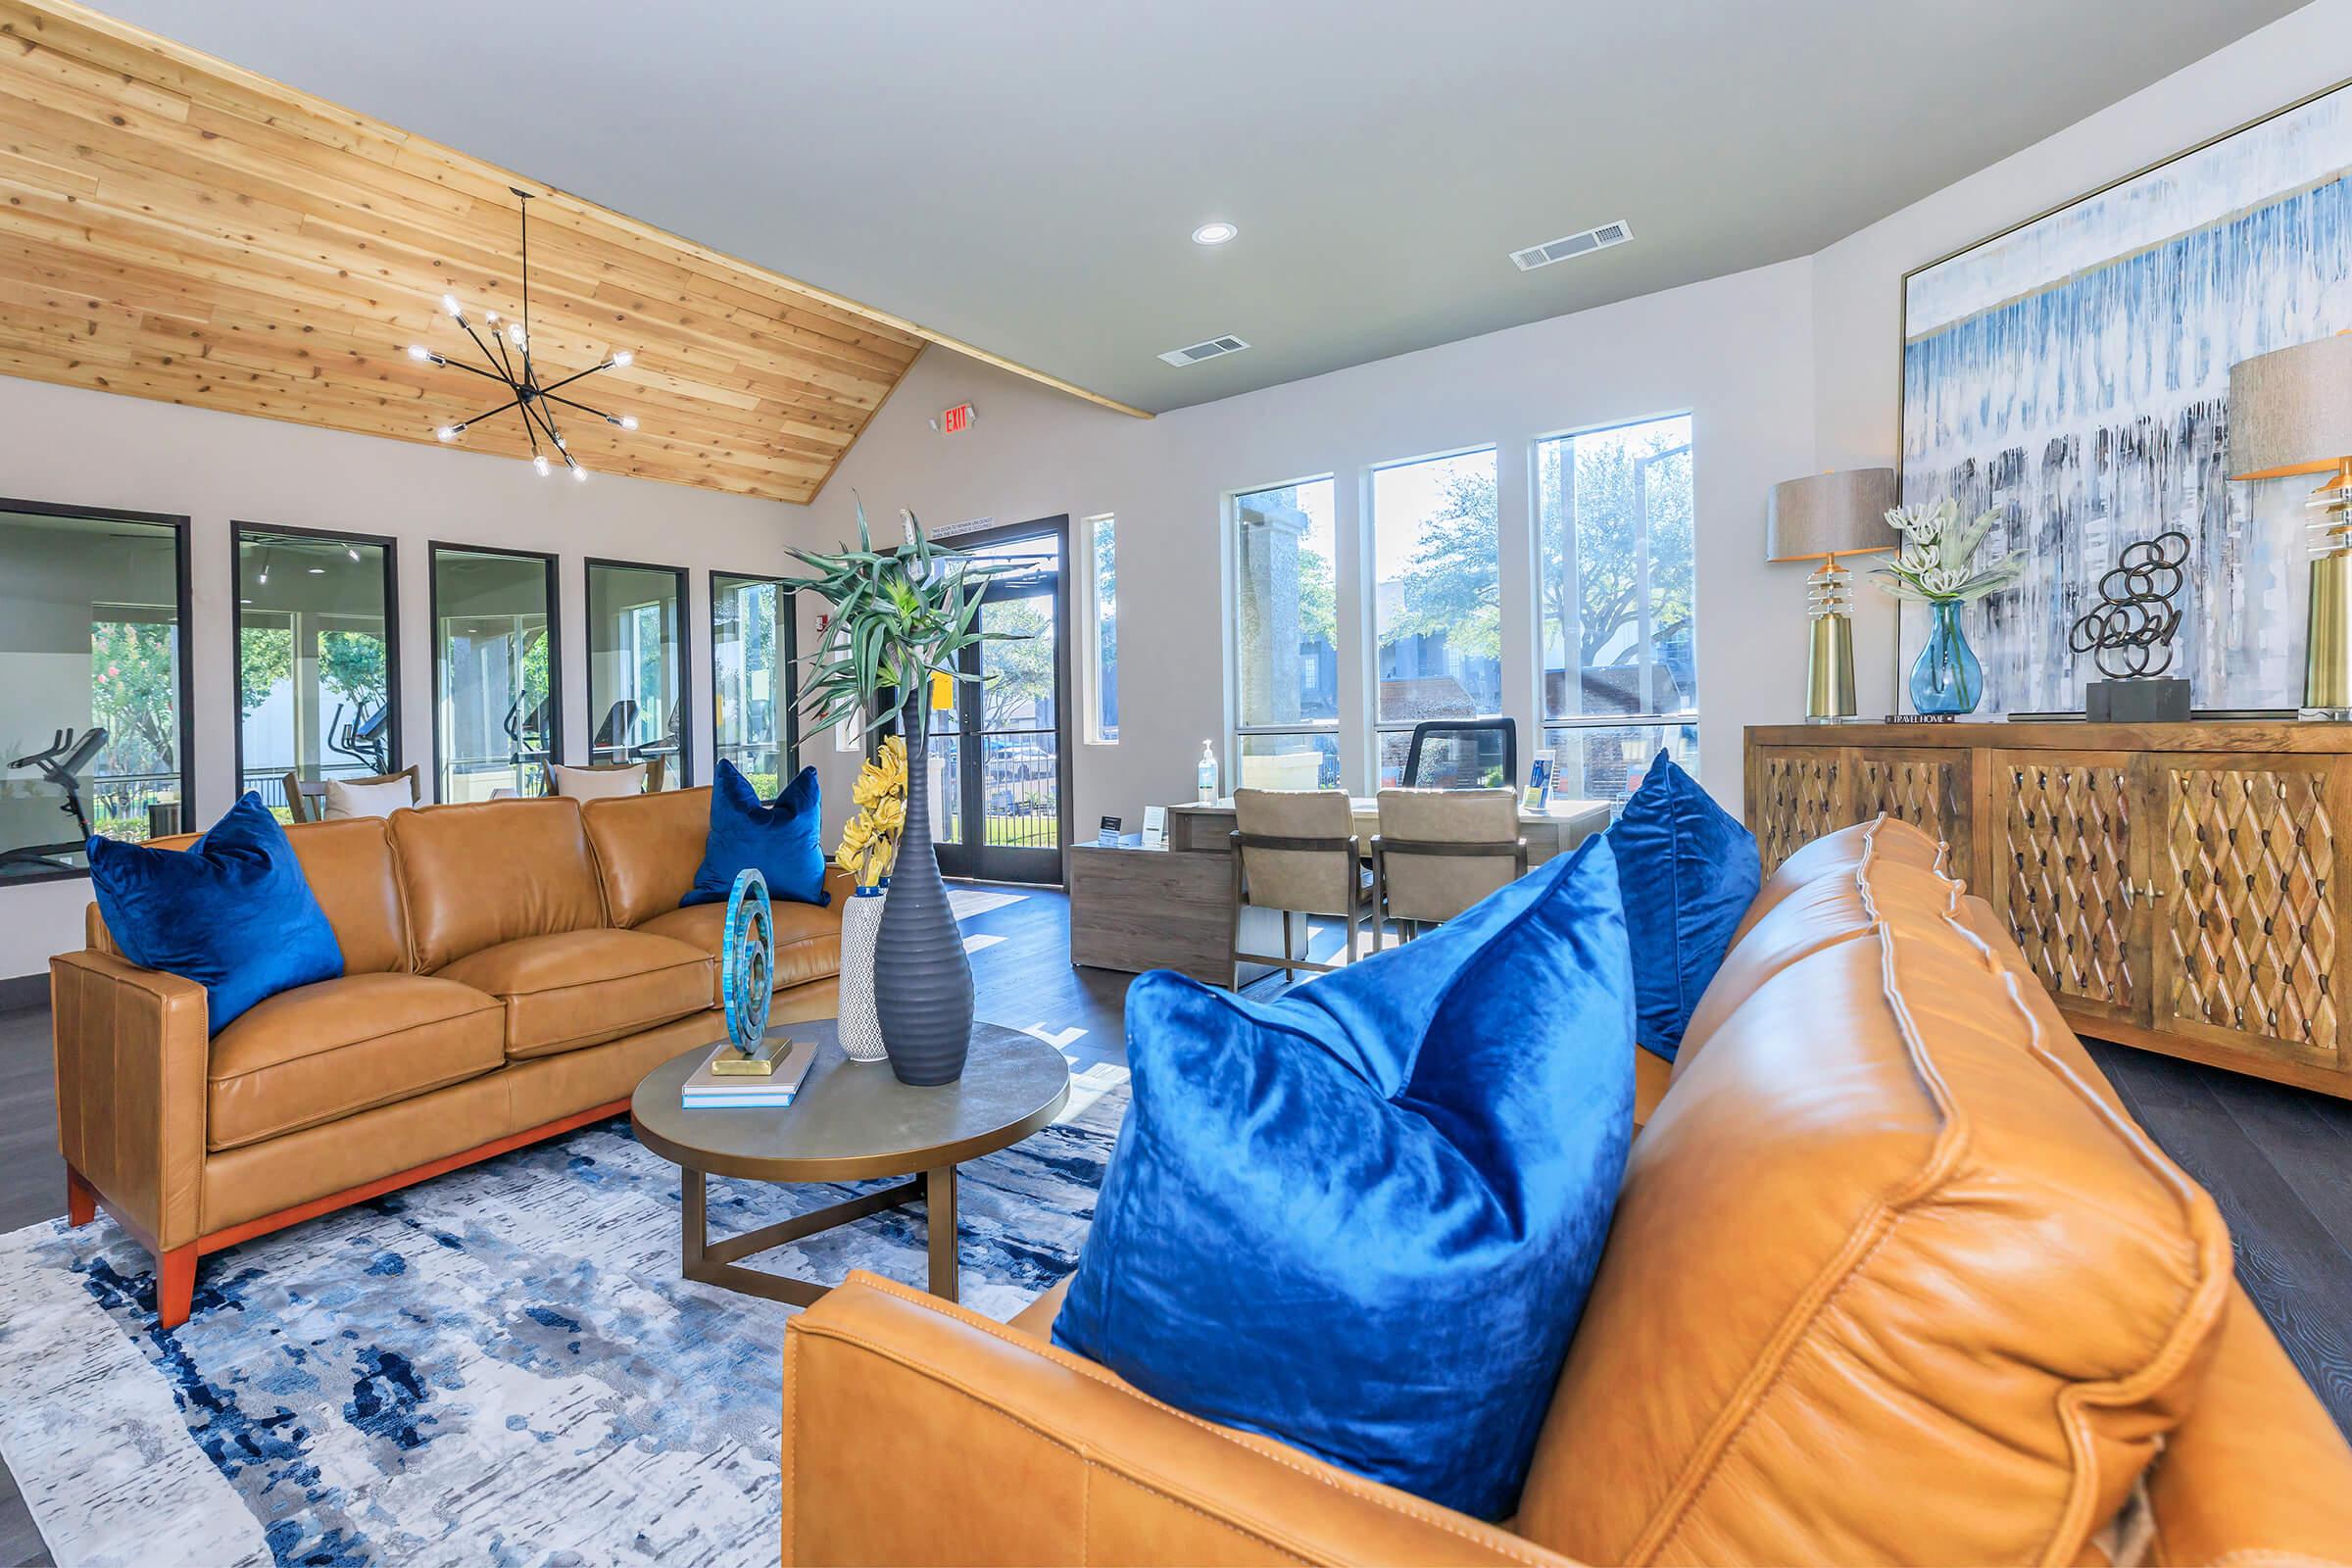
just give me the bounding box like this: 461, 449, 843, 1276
1767, 468, 1897, 562
2230, 334, 2352, 480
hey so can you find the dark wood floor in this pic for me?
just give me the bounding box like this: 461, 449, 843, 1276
1, 893, 2348, 1564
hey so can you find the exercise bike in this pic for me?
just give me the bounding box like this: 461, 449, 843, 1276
327, 699, 391, 775
0, 727, 109, 877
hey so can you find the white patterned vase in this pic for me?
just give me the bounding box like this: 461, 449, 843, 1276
838, 885, 889, 1061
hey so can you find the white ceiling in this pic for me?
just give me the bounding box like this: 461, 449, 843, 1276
96, 0, 2306, 415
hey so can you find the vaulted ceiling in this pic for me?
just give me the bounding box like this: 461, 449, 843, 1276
0, 0, 1142, 504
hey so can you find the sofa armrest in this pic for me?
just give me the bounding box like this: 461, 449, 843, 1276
782, 1272, 1571, 1567
49, 949, 209, 1252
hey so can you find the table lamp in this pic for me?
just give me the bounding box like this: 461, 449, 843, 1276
2230, 333, 2352, 718
1767, 468, 1897, 722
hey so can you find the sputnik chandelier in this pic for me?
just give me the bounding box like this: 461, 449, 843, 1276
408, 186, 638, 481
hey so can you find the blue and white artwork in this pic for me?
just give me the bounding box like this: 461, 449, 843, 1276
1900, 83, 2352, 716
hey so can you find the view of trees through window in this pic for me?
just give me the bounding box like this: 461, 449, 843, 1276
236, 528, 395, 818
1374, 449, 1502, 785
1089, 515, 1117, 743
1234, 477, 1339, 789
712, 572, 793, 800
434, 546, 556, 803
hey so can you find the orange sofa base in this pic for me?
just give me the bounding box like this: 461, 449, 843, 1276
66, 1097, 629, 1330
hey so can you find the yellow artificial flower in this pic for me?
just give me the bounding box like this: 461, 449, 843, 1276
868, 794, 906, 838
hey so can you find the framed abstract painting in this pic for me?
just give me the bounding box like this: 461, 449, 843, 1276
1898, 78, 2352, 717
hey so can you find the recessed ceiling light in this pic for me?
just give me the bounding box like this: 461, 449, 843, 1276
1191, 221, 1237, 246
307, 566, 325, 574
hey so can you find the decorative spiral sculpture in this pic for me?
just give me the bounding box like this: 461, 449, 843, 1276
720, 867, 773, 1052
2068, 530, 2189, 679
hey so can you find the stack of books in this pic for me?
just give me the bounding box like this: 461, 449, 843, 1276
680, 1037, 818, 1109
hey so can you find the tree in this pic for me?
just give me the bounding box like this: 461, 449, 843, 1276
1540, 429, 1694, 669
91, 617, 180, 775
979, 599, 1055, 731
237, 625, 291, 720
320, 629, 388, 711
1385, 467, 1501, 661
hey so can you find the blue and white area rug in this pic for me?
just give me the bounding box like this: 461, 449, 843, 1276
0, 1060, 1128, 1567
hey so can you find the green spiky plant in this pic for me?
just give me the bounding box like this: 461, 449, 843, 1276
784, 501, 1023, 745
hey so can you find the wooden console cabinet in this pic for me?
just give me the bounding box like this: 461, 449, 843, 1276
1746, 722, 2350, 1099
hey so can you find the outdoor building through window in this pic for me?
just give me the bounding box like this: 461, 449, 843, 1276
1232, 476, 1340, 790
1373, 448, 1502, 786
432, 545, 557, 803
586, 561, 687, 787
712, 571, 795, 798
0, 504, 188, 877
236, 525, 396, 818
1539, 414, 1697, 808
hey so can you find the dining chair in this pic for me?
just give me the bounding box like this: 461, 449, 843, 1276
1370, 787, 1527, 951
1400, 718, 1518, 791
1227, 788, 1374, 989
280, 764, 421, 823
545, 757, 666, 797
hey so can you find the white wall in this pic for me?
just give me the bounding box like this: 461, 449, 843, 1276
0, 375, 802, 981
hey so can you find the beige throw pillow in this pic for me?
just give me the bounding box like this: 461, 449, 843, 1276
549, 761, 648, 800
322, 776, 416, 820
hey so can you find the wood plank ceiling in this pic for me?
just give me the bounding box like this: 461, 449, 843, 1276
0, 0, 1143, 504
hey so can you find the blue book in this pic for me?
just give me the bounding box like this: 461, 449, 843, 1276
681, 1038, 816, 1108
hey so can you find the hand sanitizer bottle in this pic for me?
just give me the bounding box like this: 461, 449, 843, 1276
1197, 739, 1219, 804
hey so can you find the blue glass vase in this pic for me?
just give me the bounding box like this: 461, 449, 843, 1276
1910, 598, 1984, 715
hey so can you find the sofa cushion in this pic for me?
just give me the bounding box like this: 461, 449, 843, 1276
206, 971, 504, 1152
121, 813, 412, 975
636, 897, 842, 1001
583, 786, 712, 928
683, 761, 829, 907
1513, 902, 2231, 1565
88, 793, 345, 1034
1052, 837, 1635, 1521
390, 798, 608, 970
1731, 813, 1947, 949
436, 927, 713, 1059
1607, 755, 1759, 1061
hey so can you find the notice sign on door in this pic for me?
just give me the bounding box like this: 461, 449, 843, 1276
939, 402, 977, 435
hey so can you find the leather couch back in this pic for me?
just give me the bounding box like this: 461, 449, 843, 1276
582, 786, 711, 928
1513, 817, 2232, 1566
390, 798, 607, 971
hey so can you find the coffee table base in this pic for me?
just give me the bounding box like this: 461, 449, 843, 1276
679, 1164, 960, 1307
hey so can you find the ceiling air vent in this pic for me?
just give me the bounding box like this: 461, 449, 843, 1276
1510, 220, 1633, 271
1158, 334, 1251, 367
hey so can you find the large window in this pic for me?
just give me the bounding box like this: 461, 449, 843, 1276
235, 525, 397, 818
711, 571, 795, 797
1232, 477, 1340, 790
586, 560, 687, 788
431, 544, 558, 803
1373, 448, 1501, 786
1539, 415, 1696, 807
1084, 514, 1118, 744
0, 501, 190, 878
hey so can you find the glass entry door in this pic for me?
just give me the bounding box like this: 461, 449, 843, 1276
933, 528, 1066, 883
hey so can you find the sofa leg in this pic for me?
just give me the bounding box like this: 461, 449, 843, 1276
156, 1245, 196, 1331
66, 1166, 96, 1228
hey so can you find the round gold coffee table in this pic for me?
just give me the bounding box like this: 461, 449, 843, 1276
629, 1018, 1070, 1306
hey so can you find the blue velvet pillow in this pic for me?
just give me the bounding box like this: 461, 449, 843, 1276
1053, 837, 1634, 1520
86, 792, 343, 1035
683, 760, 829, 907
1609, 753, 1760, 1061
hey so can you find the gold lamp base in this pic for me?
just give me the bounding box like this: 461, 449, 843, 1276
1806, 611, 1858, 722
2307, 547, 2352, 720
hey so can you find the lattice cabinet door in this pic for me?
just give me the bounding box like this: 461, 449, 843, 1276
1988, 751, 2144, 1029
2149, 756, 2343, 1072
1748, 747, 1848, 874
1851, 748, 1975, 887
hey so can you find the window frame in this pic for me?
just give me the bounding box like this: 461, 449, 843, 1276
1224, 473, 1343, 789
710, 567, 800, 788
230, 519, 403, 806
0, 495, 194, 881
582, 556, 693, 788
427, 539, 564, 805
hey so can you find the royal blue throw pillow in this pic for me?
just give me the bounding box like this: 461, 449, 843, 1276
1053, 837, 1634, 1521
1609, 753, 1760, 1061
683, 760, 829, 907
86, 792, 343, 1035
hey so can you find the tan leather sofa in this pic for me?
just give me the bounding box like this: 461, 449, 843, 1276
51, 788, 848, 1330
779, 817, 2352, 1566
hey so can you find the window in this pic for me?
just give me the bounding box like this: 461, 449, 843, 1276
711, 571, 796, 797
0, 501, 190, 878
235, 525, 397, 819
1083, 514, 1118, 743
1538, 414, 1696, 808
431, 544, 558, 803
1373, 448, 1500, 785
586, 560, 688, 787
1232, 477, 1339, 789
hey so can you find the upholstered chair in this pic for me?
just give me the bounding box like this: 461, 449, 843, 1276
1228, 788, 1372, 988
1371, 787, 1527, 950
280, 764, 421, 823
545, 757, 666, 798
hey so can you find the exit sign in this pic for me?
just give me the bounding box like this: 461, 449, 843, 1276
939, 402, 977, 435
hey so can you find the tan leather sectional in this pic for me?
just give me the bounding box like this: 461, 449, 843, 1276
51, 788, 848, 1329
779, 817, 2352, 1566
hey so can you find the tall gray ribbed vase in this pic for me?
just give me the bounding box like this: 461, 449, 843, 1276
871, 694, 974, 1084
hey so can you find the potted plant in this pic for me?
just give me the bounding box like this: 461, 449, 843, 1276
1875, 499, 2023, 716
786, 505, 1018, 1085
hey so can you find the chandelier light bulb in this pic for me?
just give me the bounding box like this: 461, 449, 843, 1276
571, 465, 589, 483
407, 344, 431, 361
436, 425, 462, 442
442, 293, 463, 318
610, 414, 637, 431
508, 322, 526, 348
484, 311, 500, 324
533, 454, 552, 477
610, 350, 633, 368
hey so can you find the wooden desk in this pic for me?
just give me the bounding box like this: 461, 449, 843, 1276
1165, 797, 1613, 863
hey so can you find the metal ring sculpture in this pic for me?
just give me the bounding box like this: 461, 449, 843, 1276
720, 867, 774, 1052
2067, 530, 2189, 679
